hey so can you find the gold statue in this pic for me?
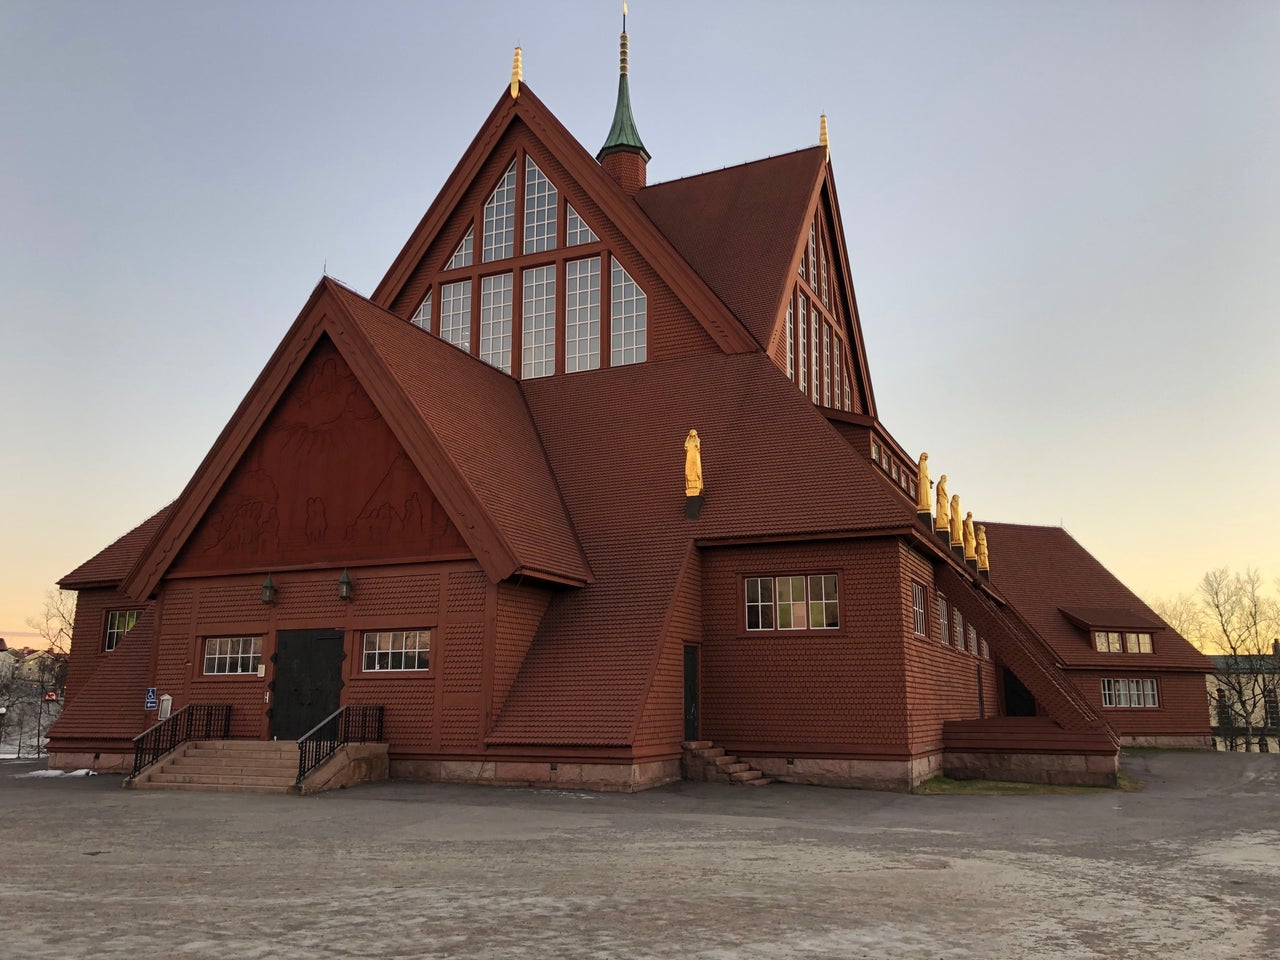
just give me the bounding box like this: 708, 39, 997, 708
684, 429, 703, 497
934, 475, 949, 532
976, 524, 990, 571
916, 452, 931, 513
963, 511, 976, 560
949, 494, 962, 546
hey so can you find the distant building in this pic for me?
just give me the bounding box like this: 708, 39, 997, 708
1208, 646, 1280, 751
47, 29, 1212, 788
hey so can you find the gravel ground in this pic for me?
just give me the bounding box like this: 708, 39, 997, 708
1, 750, 1276, 959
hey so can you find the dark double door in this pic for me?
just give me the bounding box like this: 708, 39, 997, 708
269, 629, 345, 740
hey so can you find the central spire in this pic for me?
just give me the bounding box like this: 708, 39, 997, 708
598, 2, 651, 183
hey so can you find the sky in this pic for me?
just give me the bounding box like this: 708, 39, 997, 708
1, 0, 1276, 645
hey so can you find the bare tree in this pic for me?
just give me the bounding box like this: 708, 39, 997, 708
0, 589, 78, 757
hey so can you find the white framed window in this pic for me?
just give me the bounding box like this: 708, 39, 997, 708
566, 204, 598, 246
912, 582, 928, 637
410, 289, 432, 331
937, 595, 950, 645
843, 372, 852, 412
523, 157, 557, 254
797, 296, 808, 394
482, 161, 517, 262
808, 223, 817, 283
870, 438, 879, 461
202, 636, 262, 675
810, 310, 820, 402
967, 624, 978, 655
833, 349, 842, 409
784, 299, 794, 381
981, 639, 990, 660
610, 259, 646, 366
822, 324, 831, 406
440, 280, 472, 350
820, 236, 829, 307
1125, 632, 1153, 654
953, 610, 964, 648
565, 256, 601, 372
105, 609, 141, 652
446, 226, 474, 270
745, 574, 839, 631
362, 630, 431, 672
522, 265, 556, 379
1102, 677, 1159, 708
479, 273, 513, 373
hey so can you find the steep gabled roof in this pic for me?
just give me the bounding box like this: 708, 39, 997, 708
122, 278, 589, 599
488, 351, 916, 745
637, 148, 827, 348
985, 522, 1214, 672
372, 85, 756, 355
60, 505, 174, 589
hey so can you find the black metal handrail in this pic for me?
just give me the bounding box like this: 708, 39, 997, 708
130, 703, 232, 778
296, 704, 385, 784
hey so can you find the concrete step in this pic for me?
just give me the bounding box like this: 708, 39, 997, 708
738, 776, 774, 787
190, 741, 297, 756
149, 771, 296, 788
136, 781, 292, 795
166, 760, 296, 777
709, 755, 739, 767
720, 762, 751, 775
730, 769, 763, 783
681, 741, 713, 750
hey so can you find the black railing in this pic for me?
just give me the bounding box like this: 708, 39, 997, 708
130, 703, 232, 778
296, 704, 385, 784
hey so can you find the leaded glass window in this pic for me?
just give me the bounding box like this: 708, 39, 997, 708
565, 256, 601, 372
480, 273, 513, 373
822, 323, 831, 406
411, 290, 432, 331
522, 265, 556, 379
523, 157, 557, 254
440, 280, 472, 350
810, 309, 820, 402
566, 204, 598, 246
482, 161, 517, 262
610, 259, 646, 366
797, 296, 808, 394
447, 226, 474, 270
833, 347, 842, 409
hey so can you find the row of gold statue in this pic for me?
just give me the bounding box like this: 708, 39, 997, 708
916, 452, 989, 572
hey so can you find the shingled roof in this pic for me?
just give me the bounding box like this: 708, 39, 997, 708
984, 522, 1214, 672
60, 505, 173, 589
637, 147, 828, 348
488, 351, 916, 745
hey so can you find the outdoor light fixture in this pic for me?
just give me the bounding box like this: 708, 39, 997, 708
261, 574, 277, 605
337, 569, 354, 602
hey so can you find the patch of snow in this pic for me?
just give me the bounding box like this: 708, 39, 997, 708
14, 768, 97, 778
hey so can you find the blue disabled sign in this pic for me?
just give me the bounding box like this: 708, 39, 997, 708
145, 688, 158, 710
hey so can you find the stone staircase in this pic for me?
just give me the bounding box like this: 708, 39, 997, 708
127, 740, 299, 794
681, 740, 772, 786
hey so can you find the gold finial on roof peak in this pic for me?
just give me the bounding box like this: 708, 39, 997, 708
819, 113, 829, 157
510, 46, 523, 99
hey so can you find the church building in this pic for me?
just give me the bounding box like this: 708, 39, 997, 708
47, 27, 1213, 792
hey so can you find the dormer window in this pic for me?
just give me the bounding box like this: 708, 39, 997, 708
1094, 630, 1153, 653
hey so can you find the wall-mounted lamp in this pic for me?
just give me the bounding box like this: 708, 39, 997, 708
261, 574, 277, 605
337, 569, 354, 602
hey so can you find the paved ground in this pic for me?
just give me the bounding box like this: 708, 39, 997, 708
1, 751, 1277, 959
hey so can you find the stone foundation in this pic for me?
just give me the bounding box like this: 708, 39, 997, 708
388, 757, 681, 793
46, 751, 131, 774
747, 753, 942, 791
1120, 734, 1213, 750
943, 751, 1118, 787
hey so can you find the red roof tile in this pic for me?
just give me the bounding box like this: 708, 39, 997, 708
60, 505, 173, 589
984, 522, 1214, 672
488, 352, 916, 745
638, 148, 827, 347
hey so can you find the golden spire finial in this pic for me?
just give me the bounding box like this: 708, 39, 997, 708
510, 46, 523, 99
620, 3, 630, 77
819, 113, 829, 158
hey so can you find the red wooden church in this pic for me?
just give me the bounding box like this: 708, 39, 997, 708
48, 31, 1213, 791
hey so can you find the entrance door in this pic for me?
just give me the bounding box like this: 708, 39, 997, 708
269, 629, 345, 740
683, 645, 699, 742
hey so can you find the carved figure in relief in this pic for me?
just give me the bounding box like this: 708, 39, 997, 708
949, 495, 963, 546
934, 475, 949, 532
916, 452, 931, 513
976, 524, 990, 571
684, 430, 703, 497
963, 511, 976, 560
402, 492, 425, 537
305, 497, 328, 545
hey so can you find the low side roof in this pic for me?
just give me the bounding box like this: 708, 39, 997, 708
637, 148, 827, 347
488, 352, 915, 745
60, 505, 173, 589
46, 606, 154, 743
985, 522, 1214, 672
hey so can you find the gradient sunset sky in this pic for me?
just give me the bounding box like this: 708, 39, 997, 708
2, 0, 1276, 645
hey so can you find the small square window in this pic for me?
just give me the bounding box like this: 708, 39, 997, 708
105, 609, 142, 652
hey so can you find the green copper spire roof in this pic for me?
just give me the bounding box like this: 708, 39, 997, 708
597, 22, 650, 163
